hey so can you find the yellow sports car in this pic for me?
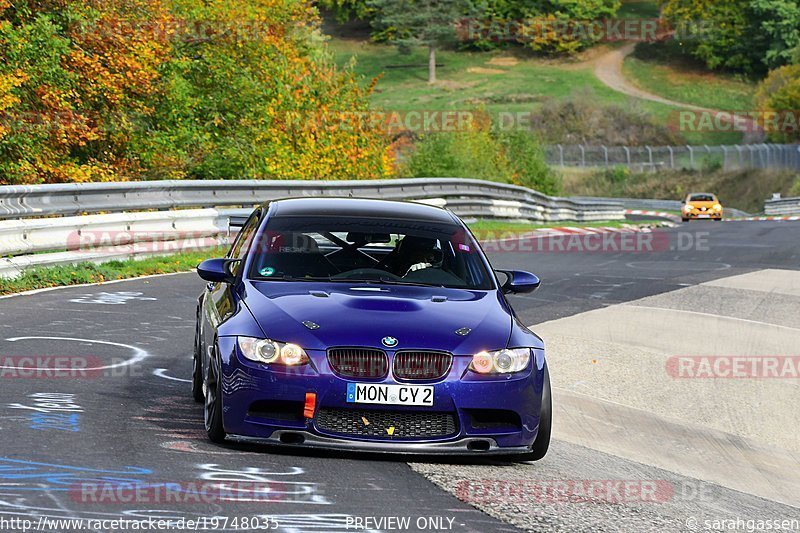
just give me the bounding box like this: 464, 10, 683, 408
682, 193, 723, 222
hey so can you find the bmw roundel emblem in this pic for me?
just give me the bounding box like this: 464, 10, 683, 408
381, 336, 399, 348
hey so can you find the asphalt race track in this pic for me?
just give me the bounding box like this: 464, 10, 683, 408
0, 221, 798, 532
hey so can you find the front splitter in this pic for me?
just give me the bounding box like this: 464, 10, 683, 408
227, 431, 530, 456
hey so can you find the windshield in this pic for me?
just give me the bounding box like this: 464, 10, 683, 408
689, 194, 716, 202
247, 215, 494, 290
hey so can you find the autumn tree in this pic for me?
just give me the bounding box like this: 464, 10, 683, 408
139, 0, 391, 180
0, 0, 392, 184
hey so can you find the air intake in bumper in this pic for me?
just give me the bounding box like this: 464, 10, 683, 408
316, 408, 457, 439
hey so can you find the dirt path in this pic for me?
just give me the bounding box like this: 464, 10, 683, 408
594, 43, 712, 110
593, 43, 763, 142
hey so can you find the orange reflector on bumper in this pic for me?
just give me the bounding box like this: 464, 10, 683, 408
304, 392, 316, 418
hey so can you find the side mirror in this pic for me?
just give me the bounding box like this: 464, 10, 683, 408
497, 270, 541, 295
681, 200, 686, 205
197, 258, 239, 284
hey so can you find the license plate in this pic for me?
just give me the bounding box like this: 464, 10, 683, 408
697, 214, 710, 219
346, 383, 433, 407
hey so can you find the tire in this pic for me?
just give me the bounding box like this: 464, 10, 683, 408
516, 365, 551, 462
192, 314, 204, 403
204, 344, 226, 443
682, 218, 689, 222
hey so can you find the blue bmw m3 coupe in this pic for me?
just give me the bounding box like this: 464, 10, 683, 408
194, 198, 551, 459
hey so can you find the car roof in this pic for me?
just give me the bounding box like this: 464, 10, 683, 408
687, 192, 716, 198
266, 197, 458, 224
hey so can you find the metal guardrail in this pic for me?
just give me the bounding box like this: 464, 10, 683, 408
765, 197, 800, 216
0, 178, 624, 278
0, 178, 621, 220
570, 196, 752, 219
0, 208, 253, 278
570, 196, 683, 212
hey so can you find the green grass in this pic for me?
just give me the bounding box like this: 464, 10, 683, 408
561, 167, 798, 213
329, 38, 742, 145
0, 247, 227, 295
331, 39, 632, 116
623, 56, 757, 112
468, 219, 661, 235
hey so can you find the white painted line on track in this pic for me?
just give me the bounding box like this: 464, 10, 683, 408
153, 368, 192, 383
3, 336, 150, 371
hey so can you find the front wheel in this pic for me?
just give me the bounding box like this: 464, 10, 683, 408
516, 365, 551, 462
204, 346, 226, 443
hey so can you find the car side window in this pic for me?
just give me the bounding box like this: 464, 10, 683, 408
228, 210, 261, 274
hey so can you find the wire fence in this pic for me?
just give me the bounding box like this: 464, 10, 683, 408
544, 144, 800, 172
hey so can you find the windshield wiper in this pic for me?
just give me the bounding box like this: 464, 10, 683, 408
259, 274, 446, 288
347, 277, 445, 288
256, 275, 333, 282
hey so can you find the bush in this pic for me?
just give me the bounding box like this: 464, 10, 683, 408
755, 63, 800, 143
528, 93, 683, 146
402, 127, 560, 195
790, 179, 800, 197
497, 130, 560, 193
603, 166, 630, 184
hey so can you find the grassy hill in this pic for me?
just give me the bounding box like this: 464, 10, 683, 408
327, 39, 747, 145
624, 45, 757, 112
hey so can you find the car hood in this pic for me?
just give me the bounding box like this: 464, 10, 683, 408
241, 281, 513, 354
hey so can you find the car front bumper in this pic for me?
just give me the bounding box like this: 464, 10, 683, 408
217, 337, 548, 453
227, 432, 531, 455
684, 209, 722, 220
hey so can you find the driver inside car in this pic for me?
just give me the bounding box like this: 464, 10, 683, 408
384, 236, 443, 277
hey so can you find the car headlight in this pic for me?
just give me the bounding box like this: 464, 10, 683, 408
712, 204, 722, 211
683, 205, 693, 212
469, 348, 530, 374
238, 337, 309, 366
